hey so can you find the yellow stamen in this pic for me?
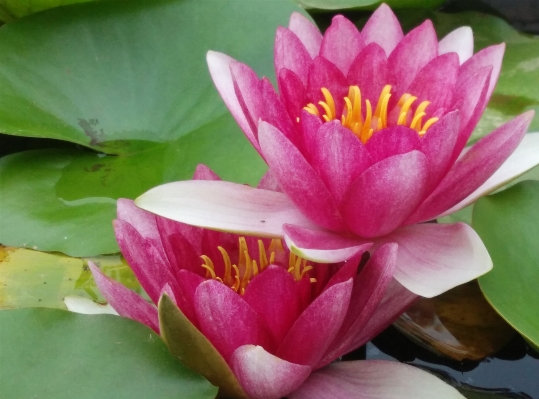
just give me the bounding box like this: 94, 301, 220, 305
320, 87, 336, 119
419, 117, 439, 135
305, 103, 319, 116
200, 255, 217, 279
360, 99, 373, 143
258, 240, 268, 270
397, 95, 417, 125
410, 112, 426, 131
218, 246, 233, 285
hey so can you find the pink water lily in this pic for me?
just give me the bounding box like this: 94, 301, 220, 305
87, 166, 466, 399
135, 4, 539, 298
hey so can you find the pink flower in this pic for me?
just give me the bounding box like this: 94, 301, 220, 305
135, 4, 539, 298
88, 166, 465, 399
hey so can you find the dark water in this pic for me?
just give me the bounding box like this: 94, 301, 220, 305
347, 327, 539, 398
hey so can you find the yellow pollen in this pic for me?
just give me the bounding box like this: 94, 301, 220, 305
200, 237, 315, 294
301, 85, 439, 143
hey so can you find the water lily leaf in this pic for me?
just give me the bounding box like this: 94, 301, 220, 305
295, 0, 445, 11
0, 116, 265, 256
0, 0, 301, 153
0, 0, 96, 22
473, 181, 539, 348
158, 294, 248, 399
0, 245, 143, 309
394, 281, 515, 361
0, 307, 217, 399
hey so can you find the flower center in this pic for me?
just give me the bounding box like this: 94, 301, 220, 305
302, 85, 439, 144
200, 237, 315, 295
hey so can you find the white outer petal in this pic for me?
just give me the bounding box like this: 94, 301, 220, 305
64, 296, 119, 315
439, 26, 474, 64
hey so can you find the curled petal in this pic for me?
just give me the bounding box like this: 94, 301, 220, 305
289, 360, 465, 399
231, 345, 311, 399
438, 26, 474, 64
361, 3, 403, 56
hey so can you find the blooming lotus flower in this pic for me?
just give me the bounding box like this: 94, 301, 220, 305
135, 4, 539, 298
83, 166, 466, 399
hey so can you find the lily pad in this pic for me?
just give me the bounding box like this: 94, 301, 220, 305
0, 0, 96, 22
473, 181, 539, 348
0, 307, 218, 399
295, 0, 446, 11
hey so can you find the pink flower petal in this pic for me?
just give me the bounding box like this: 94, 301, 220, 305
320, 15, 364, 75
114, 220, 176, 304
275, 26, 312, 84
289, 12, 323, 59
277, 279, 353, 367
257, 169, 282, 192
175, 269, 205, 327
166, 233, 202, 276
376, 223, 492, 298
289, 360, 465, 399
278, 68, 306, 122
342, 151, 429, 238
387, 20, 438, 97
361, 3, 404, 56
243, 265, 303, 343
258, 120, 345, 231
260, 78, 297, 144
89, 262, 159, 333
283, 224, 372, 263
410, 111, 534, 222
319, 244, 397, 366
438, 26, 473, 64
407, 52, 460, 114
193, 164, 221, 181
231, 345, 311, 399
365, 126, 420, 164
347, 43, 388, 104
307, 56, 349, 118
194, 280, 275, 362
440, 131, 539, 217
117, 198, 161, 247
310, 121, 373, 203
230, 61, 264, 138
206, 51, 259, 152
135, 180, 318, 238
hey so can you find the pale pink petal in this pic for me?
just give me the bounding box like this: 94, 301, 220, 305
64, 296, 118, 315
347, 43, 388, 104
375, 223, 492, 298
258, 121, 345, 231
243, 266, 303, 343
440, 132, 539, 216
117, 198, 160, 245
310, 120, 373, 203
289, 12, 323, 59
206, 51, 259, 152
277, 280, 353, 367
342, 151, 429, 238
319, 244, 397, 367
438, 26, 474, 64
410, 111, 534, 222
193, 164, 221, 181
283, 224, 372, 263
231, 345, 311, 399
89, 262, 159, 333
457, 43, 505, 102
387, 20, 438, 97
275, 26, 312, 84
257, 169, 282, 192
289, 361, 465, 399
320, 15, 364, 75
365, 126, 420, 164
361, 3, 404, 56
230, 61, 264, 137
194, 280, 275, 362
135, 180, 318, 238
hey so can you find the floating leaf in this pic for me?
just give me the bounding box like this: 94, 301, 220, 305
294, 0, 445, 11
0, 0, 96, 22
473, 181, 539, 348
0, 307, 217, 399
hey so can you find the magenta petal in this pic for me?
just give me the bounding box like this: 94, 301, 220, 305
347, 43, 388, 104
289, 12, 323, 59
319, 244, 397, 366
193, 164, 221, 181
388, 20, 438, 97
260, 78, 297, 144
230, 61, 264, 138
117, 198, 161, 245
438, 26, 474, 64
257, 169, 282, 192
411, 111, 534, 222
231, 345, 311, 399
278, 68, 306, 122
320, 15, 364, 75
310, 121, 373, 203
275, 26, 312, 85
365, 126, 420, 164
258, 120, 345, 231
175, 269, 205, 327
206, 51, 259, 152
89, 262, 159, 333
243, 266, 302, 344
376, 223, 492, 297
114, 220, 176, 304
407, 53, 460, 113
277, 280, 353, 367
307, 56, 349, 117
361, 3, 403, 56
283, 224, 372, 263
289, 361, 465, 399
194, 280, 274, 362
342, 151, 429, 238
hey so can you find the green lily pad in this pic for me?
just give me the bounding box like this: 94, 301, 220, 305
0, 0, 97, 22
472, 181, 539, 348
0, 307, 218, 399
295, 0, 446, 11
